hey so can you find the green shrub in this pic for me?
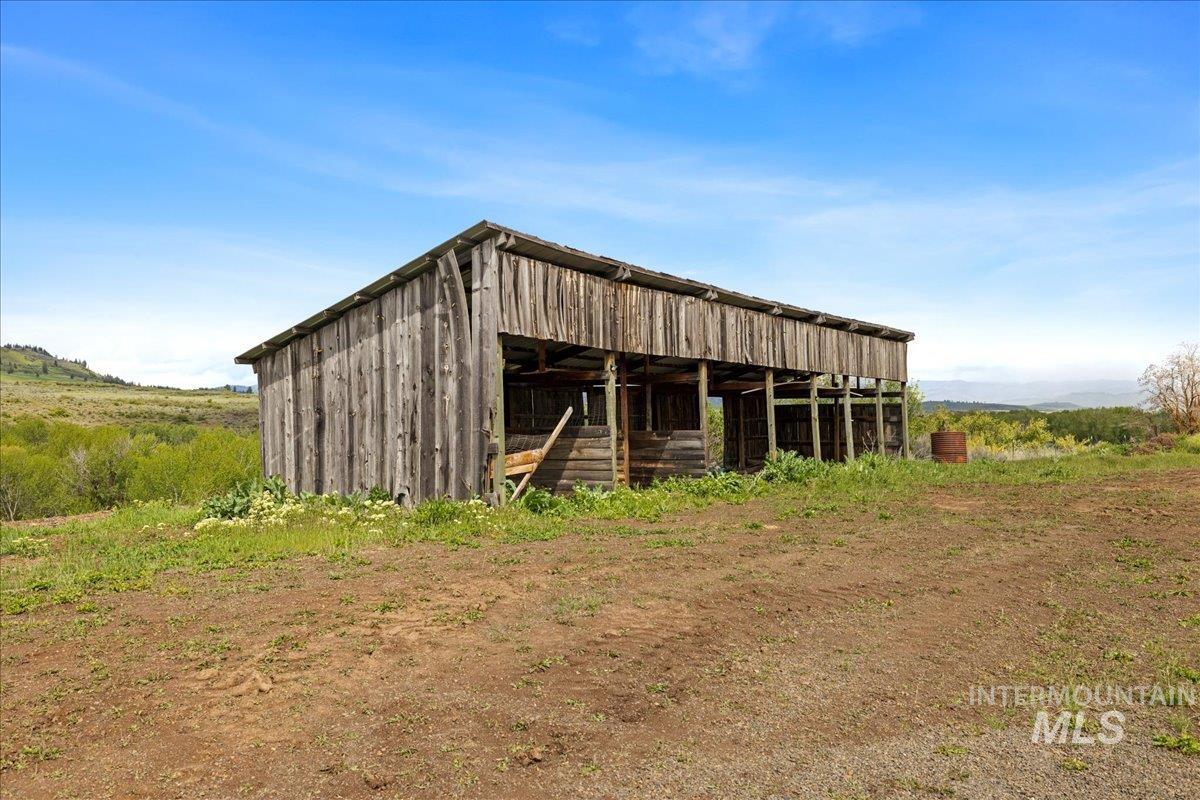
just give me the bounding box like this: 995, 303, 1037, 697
0, 416, 261, 519
512, 486, 564, 514
0, 445, 78, 521
761, 450, 829, 483
128, 428, 259, 503
1176, 434, 1200, 455
201, 478, 274, 520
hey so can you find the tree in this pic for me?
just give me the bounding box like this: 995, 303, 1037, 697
1140, 342, 1200, 434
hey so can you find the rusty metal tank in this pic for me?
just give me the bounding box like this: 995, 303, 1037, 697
930, 431, 968, 464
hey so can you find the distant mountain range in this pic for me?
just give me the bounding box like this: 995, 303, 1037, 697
916, 379, 1146, 411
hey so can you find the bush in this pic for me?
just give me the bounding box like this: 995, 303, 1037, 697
761, 450, 829, 483
128, 428, 259, 503
200, 476, 287, 520
1175, 434, 1200, 454
0, 445, 78, 521
0, 416, 262, 519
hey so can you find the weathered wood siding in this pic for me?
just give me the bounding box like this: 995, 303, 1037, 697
256, 244, 501, 503
497, 254, 907, 380
623, 430, 707, 485
516, 425, 615, 493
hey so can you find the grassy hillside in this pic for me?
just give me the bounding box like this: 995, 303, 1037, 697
0, 346, 258, 431
1, 344, 125, 384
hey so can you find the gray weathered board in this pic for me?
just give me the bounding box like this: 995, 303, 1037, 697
496, 254, 907, 381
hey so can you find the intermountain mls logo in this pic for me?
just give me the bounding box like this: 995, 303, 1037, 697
969, 684, 1196, 745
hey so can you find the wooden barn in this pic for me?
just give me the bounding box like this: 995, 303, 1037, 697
237, 222, 915, 505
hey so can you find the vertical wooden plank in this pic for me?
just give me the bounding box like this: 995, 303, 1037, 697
604, 351, 617, 486
736, 393, 746, 470
422, 273, 441, 501
843, 374, 855, 460
809, 376, 822, 462
620, 357, 630, 484
255, 361, 267, 480
697, 359, 708, 466
765, 368, 777, 459
473, 241, 501, 502
874, 379, 885, 455
643, 354, 652, 431
833, 376, 842, 462
380, 290, 397, 499
340, 316, 354, 492
312, 334, 326, 494
900, 380, 912, 460
493, 341, 506, 503
288, 343, 302, 489
295, 336, 314, 492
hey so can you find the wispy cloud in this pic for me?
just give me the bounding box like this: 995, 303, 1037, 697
795, 1, 922, 46
546, 16, 602, 48
628, 2, 787, 76
625, 1, 920, 78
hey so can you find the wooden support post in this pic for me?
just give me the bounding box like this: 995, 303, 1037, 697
843, 374, 855, 460
833, 377, 842, 461
620, 357, 631, 485
900, 380, 912, 460
874, 379, 885, 455
643, 355, 652, 431
698, 360, 709, 466
604, 352, 618, 486
737, 394, 746, 470
765, 368, 777, 459
492, 343, 506, 504
536, 340, 547, 372
809, 377, 822, 462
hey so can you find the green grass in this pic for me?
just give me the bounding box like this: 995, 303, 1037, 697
1, 450, 1196, 615
0, 372, 257, 430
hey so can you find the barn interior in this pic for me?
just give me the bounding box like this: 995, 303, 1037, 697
496, 333, 908, 495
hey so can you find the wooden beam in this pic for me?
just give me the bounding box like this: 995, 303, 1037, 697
809, 377, 822, 462
510, 368, 606, 383
605, 352, 618, 485
765, 368, 777, 459
698, 360, 709, 466
874, 379, 885, 455
545, 343, 590, 367
620, 357, 631, 485
900, 381, 912, 460
843, 374, 855, 460
536, 341, 547, 372
642, 372, 700, 385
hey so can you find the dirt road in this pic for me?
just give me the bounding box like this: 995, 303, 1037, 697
3, 468, 1197, 798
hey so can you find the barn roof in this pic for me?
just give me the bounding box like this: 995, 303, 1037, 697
235, 220, 914, 364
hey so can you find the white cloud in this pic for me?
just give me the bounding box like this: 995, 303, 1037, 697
630, 2, 786, 76
625, 1, 921, 78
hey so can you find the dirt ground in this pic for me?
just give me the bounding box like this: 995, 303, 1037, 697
2, 469, 1198, 799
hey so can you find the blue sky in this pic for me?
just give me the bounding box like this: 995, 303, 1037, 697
1, 1, 1197, 388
